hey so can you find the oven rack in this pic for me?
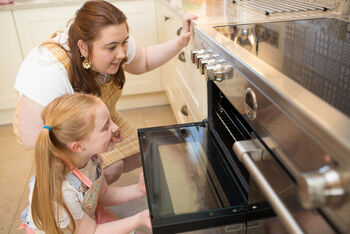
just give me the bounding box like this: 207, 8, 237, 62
238, 0, 329, 15
215, 106, 249, 142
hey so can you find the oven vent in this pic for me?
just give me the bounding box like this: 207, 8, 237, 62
216, 107, 248, 142
238, 0, 329, 15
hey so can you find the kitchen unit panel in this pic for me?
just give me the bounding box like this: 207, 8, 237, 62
13, 5, 80, 57
113, 0, 162, 95
0, 11, 24, 124
157, 0, 207, 123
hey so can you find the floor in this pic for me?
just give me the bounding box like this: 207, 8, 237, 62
0, 105, 177, 234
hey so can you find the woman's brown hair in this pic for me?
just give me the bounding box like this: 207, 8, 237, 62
43, 0, 128, 96
31, 93, 100, 234
68, 0, 128, 96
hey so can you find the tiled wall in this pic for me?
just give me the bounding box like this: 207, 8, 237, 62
303, 0, 350, 13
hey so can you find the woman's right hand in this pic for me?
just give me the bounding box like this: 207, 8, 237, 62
178, 14, 198, 48
137, 209, 151, 229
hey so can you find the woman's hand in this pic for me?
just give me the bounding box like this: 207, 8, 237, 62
137, 209, 152, 229
178, 14, 198, 48
138, 171, 146, 195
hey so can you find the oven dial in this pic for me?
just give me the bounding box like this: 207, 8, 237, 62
191, 49, 214, 63
199, 58, 226, 74
297, 165, 350, 209
204, 63, 233, 81
195, 53, 220, 68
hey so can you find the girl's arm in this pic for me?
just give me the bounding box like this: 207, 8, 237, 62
99, 172, 146, 207
73, 209, 151, 234
124, 14, 197, 75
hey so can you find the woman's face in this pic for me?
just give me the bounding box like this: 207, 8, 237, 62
90, 22, 129, 74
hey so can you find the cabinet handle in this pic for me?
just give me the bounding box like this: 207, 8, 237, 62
180, 105, 189, 116
178, 51, 186, 62
164, 15, 170, 21
176, 26, 182, 36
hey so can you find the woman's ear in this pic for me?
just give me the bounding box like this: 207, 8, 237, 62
70, 141, 86, 153
77, 40, 89, 57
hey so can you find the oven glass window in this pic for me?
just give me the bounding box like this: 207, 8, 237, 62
139, 124, 247, 218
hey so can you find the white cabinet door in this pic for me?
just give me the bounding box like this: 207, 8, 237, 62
156, 0, 207, 123
13, 5, 81, 57
113, 0, 162, 95
0, 11, 24, 124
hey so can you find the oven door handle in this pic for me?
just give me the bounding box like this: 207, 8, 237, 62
233, 140, 304, 234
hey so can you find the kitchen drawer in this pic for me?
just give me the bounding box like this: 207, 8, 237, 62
156, 0, 183, 43
165, 73, 195, 124
174, 49, 207, 122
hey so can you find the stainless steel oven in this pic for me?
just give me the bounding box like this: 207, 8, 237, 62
138, 17, 350, 234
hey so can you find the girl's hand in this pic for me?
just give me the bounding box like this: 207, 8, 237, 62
138, 171, 146, 195
137, 209, 152, 229
178, 14, 198, 48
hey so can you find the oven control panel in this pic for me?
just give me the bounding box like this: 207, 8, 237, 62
191, 48, 234, 82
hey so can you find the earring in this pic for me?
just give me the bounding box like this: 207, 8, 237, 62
82, 57, 91, 69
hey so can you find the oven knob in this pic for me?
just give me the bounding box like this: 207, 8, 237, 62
205, 63, 234, 81
199, 58, 226, 74
297, 165, 350, 209
191, 49, 214, 63
195, 53, 220, 68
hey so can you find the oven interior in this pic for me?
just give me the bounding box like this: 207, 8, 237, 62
207, 80, 253, 197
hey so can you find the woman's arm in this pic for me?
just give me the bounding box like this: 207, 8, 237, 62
124, 14, 197, 74
99, 172, 146, 207
73, 209, 151, 234
17, 95, 44, 148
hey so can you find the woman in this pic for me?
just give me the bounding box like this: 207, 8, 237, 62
14, 0, 197, 184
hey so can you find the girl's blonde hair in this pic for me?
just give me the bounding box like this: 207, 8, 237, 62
31, 93, 100, 234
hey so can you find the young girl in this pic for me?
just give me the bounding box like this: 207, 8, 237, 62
19, 93, 151, 234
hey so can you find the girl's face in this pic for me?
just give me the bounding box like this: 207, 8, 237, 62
82, 101, 122, 156
90, 23, 129, 74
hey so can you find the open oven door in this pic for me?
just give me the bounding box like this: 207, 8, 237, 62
138, 121, 273, 234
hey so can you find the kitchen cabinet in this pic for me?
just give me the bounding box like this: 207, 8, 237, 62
13, 5, 80, 57
0, 11, 24, 125
113, 0, 161, 96
156, 0, 207, 123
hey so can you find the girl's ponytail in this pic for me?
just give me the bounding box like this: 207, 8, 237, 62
31, 127, 71, 234
30, 93, 98, 233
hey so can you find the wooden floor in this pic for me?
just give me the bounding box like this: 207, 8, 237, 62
0, 105, 177, 234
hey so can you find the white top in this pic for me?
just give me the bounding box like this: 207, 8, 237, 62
14, 28, 136, 107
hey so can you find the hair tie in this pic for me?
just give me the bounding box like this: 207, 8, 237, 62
43, 125, 52, 131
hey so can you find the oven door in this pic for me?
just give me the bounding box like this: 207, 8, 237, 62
137, 122, 273, 234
